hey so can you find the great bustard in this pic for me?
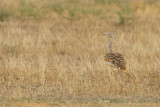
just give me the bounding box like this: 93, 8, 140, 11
103, 33, 126, 72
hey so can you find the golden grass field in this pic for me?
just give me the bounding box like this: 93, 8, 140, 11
0, 0, 160, 106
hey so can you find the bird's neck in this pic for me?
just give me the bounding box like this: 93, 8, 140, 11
108, 36, 113, 52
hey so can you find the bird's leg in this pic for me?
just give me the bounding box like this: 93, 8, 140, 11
118, 68, 122, 82
118, 67, 120, 73
108, 67, 112, 75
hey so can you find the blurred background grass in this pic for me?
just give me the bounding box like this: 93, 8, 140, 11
0, 0, 158, 24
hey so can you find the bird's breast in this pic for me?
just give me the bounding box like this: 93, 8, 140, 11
104, 61, 114, 66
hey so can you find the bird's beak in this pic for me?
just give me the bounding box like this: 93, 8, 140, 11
102, 33, 107, 36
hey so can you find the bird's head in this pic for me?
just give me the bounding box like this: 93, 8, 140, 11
102, 33, 113, 38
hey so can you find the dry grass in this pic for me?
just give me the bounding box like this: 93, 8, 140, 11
0, 0, 160, 104
3, 102, 160, 107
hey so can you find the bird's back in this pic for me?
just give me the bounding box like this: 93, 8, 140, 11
104, 52, 126, 70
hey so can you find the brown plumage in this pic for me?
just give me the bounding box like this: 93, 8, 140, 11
103, 33, 126, 71
104, 52, 126, 71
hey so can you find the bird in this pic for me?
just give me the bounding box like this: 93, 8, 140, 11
103, 33, 126, 72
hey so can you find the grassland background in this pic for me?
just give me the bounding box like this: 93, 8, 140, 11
0, 0, 160, 104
